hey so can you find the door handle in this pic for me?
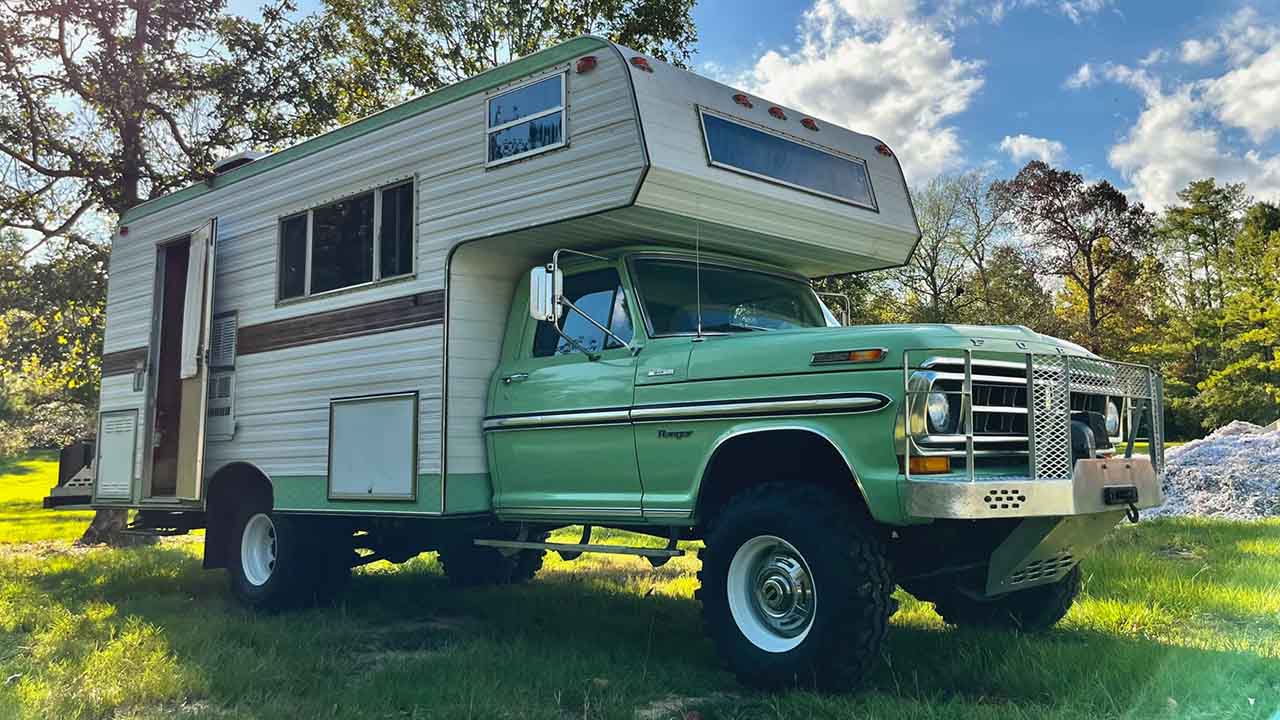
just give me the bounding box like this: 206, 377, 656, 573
503, 373, 529, 385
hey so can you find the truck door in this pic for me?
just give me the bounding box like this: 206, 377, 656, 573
487, 266, 642, 518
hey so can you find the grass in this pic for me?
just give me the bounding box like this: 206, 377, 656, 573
0, 452, 95, 544
1, 454, 1277, 719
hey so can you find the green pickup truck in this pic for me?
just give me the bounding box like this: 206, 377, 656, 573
45, 37, 1165, 690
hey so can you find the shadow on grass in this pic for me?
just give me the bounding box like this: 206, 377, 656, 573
4, 538, 1277, 719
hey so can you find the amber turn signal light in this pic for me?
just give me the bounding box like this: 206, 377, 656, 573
908, 456, 951, 474
811, 348, 886, 365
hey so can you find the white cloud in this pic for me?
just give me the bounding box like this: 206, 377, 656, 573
1203, 45, 1280, 143
1058, 0, 1110, 24
1064, 63, 1096, 89
1000, 134, 1067, 164
743, 0, 984, 180
1139, 48, 1166, 67
1103, 62, 1280, 208
1179, 38, 1220, 64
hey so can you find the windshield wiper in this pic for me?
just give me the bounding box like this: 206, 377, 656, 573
702, 321, 772, 333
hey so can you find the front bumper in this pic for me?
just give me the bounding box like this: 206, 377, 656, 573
905, 456, 1165, 520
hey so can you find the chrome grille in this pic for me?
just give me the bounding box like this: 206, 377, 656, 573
903, 351, 1164, 479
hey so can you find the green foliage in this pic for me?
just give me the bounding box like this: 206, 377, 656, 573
273, 0, 699, 127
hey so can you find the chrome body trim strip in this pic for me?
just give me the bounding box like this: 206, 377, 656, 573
482, 393, 891, 431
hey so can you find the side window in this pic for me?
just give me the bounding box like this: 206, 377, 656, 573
532, 268, 633, 358
277, 179, 414, 301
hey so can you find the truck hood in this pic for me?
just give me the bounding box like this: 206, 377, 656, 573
683, 324, 1096, 381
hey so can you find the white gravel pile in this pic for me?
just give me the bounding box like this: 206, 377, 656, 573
1145, 420, 1280, 520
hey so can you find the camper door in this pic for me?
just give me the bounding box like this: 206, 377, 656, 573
145, 219, 217, 501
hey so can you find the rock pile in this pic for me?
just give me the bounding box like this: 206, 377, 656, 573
1145, 420, 1280, 520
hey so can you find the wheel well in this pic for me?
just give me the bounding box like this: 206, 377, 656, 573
203, 462, 273, 570
695, 429, 868, 530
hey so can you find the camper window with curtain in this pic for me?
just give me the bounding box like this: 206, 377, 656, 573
277, 179, 415, 301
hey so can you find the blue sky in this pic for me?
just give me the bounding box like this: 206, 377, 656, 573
688, 0, 1280, 208
228, 0, 1280, 209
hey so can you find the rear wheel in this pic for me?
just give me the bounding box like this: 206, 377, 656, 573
931, 565, 1082, 631
228, 504, 351, 610
437, 526, 548, 587
696, 483, 893, 690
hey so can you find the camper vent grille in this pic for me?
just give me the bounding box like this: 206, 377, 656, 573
210, 313, 237, 368
207, 370, 235, 440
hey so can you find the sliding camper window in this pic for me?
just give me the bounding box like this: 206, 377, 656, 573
487, 73, 566, 166
699, 110, 877, 211
278, 180, 415, 301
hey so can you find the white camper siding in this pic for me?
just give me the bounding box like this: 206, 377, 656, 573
206, 326, 441, 479
97, 40, 644, 512
435, 49, 647, 487
624, 48, 919, 275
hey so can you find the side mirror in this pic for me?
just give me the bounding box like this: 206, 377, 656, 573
529, 265, 563, 323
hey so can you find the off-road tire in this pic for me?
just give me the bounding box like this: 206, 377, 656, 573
437, 528, 549, 587
696, 483, 894, 690
228, 505, 316, 611
310, 530, 354, 605
932, 565, 1082, 632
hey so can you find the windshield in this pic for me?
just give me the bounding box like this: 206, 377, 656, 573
631, 257, 829, 335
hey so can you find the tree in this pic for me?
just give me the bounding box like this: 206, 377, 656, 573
1194, 202, 1280, 428
975, 245, 1058, 333
993, 161, 1155, 353
297, 0, 698, 120
895, 176, 975, 323
953, 169, 1013, 310
0, 0, 316, 255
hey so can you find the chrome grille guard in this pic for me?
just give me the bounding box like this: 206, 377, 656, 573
902, 348, 1166, 486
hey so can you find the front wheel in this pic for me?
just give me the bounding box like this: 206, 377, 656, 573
696, 483, 894, 690
931, 565, 1082, 632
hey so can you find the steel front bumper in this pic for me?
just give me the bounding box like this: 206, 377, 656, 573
904, 457, 1165, 520
904, 458, 1165, 596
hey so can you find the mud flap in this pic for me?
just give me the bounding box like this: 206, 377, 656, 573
985, 510, 1124, 596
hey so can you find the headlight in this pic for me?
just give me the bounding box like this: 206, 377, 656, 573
927, 391, 951, 432
1105, 400, 1121, 436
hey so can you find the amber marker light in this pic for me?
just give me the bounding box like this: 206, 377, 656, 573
810, 348, 887, 365
908, 456, 951, 474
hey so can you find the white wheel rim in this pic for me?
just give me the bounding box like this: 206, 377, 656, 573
240, 513, 277, 587
727, 534, 816, 653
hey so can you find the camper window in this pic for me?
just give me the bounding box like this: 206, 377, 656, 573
699, 109, 877, 211
487, 73, 566, 166
277, 180, 415, 301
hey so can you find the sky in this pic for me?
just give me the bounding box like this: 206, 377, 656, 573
223, 0, 1280, 211
687, 0, 1280, 209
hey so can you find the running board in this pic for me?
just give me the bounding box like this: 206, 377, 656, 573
474, 539, 684, 560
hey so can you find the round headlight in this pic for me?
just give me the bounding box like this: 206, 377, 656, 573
926, 391, 951, 432
1105, 400, 1121, 436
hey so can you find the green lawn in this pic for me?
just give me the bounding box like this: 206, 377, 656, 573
0, 452, 96, 544
1, 454, 1277, 719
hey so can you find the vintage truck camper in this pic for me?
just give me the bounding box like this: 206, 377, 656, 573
46, 37, 1165, 689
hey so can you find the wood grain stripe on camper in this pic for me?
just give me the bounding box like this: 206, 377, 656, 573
236, 290, 444, 356
101, 347, 148, 377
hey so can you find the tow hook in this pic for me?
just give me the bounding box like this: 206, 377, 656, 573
1126, 504, 1140, 524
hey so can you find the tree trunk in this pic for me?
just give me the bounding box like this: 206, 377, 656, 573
79, 0, 152, 547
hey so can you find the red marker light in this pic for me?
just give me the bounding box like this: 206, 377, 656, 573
119, 226, 129, 236
629, 56, 653, 73
876, 143, 894, 157
801, 118, 819, 131
732, 93, 753, 109
576, 56, 597, 74
768, 106, 787, 120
